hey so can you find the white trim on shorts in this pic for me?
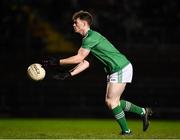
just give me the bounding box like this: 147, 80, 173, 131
107, 63, 133, 83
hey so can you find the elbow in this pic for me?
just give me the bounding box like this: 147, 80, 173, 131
74, 55, 85, 64
83, 60, 90, 68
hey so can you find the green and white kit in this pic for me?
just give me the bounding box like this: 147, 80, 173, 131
82, 29, 133, 83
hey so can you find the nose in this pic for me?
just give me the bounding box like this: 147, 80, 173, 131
73, 23, 76, 27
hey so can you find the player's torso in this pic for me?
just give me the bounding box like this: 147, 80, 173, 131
82, 29, 130, 73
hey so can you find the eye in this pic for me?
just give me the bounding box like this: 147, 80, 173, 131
73, 21, 77, 24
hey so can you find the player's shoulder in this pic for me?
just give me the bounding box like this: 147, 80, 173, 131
88, 29, 101, 36
85, 29, 102, 40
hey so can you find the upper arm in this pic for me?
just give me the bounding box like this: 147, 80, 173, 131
77, 47, 90, 60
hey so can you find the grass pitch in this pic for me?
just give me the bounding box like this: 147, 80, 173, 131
0, 118, 180, 139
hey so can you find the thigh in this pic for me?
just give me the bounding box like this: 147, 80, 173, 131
106, 82, 126, 100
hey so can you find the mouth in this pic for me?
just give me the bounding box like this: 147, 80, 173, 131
74, 27, 78, 32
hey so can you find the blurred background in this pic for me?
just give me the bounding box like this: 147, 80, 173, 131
0, 0, 179, 119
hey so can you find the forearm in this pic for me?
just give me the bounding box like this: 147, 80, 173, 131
70, 60, 90, 76
59, 55, 82, 65
60, 47, 90, 65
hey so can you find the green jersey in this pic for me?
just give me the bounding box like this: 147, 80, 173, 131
82, 29, 130, 74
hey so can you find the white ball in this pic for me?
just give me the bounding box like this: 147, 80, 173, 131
27, 63, 46, 81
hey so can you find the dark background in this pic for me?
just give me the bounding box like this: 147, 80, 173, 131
0, 0, 180, 119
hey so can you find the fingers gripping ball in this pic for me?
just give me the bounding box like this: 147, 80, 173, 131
27, 63, 46, 81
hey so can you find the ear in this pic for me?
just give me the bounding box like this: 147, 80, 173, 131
83, 20, 88, 27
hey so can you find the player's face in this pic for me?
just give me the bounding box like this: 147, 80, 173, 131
73, 18, 85, 34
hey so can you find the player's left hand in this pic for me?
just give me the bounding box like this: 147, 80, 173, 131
52, 72, 71, 80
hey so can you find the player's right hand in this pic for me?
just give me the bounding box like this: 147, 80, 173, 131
52, 72, 71, 80
42, 57, 60, 67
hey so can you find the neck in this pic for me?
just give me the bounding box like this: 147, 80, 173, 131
81, 27, 90, 36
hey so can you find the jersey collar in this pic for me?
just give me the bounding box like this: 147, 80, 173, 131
83, 28, 91, 39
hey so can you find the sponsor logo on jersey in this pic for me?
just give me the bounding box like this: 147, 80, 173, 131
110, 78, 117, 82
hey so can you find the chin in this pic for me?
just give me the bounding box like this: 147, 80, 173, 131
75, 30, 80, 34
